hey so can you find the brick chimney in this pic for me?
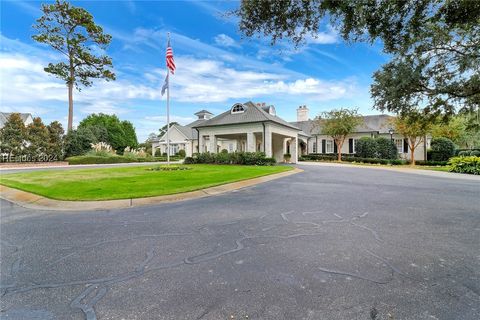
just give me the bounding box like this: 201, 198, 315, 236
296, 105, 309, 122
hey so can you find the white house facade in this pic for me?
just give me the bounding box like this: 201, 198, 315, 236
292, 106, 429, 161
152, 102, 429, 162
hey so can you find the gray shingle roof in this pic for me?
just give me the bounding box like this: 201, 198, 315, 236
193, 101, 300, 130
291, 114, 394, 135
194, 110, 213, 115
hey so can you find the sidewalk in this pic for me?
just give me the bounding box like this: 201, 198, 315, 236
298, 161, 480, 181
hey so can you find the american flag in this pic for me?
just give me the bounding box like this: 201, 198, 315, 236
166, 39, 175, 74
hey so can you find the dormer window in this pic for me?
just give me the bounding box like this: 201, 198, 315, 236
231, 103, 245, 114
269, 106, 276, 116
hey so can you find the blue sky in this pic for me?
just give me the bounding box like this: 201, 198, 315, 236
1, 0, 390, 141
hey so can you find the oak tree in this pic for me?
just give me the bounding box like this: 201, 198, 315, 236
237, 0, 480, 117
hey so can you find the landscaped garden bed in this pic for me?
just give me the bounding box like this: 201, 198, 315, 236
0, 164, 292, 201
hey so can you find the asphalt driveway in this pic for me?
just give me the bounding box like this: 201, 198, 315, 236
1, 164, 479, 319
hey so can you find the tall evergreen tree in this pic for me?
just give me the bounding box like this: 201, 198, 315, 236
0, 113, 27, 157
32, 0, 115, 132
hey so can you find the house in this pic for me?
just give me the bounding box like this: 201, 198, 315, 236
292, 106, 429, 161
151, 110, 214, 157
0, 112, 34, 129
152, 102, 429, 162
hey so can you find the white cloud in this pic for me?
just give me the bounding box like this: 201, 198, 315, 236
305, 25, 339, 45
214, 34, 238, 47
0, 35, 360, 140
144, 115, 196, 124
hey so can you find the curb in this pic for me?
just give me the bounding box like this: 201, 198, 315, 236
0, 168, 303, 211
298, 161, 480, 181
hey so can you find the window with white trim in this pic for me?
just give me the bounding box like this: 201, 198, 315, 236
312, 142, 317, 153
326, 140, 334, 153
353, 139, 358, 153
229, 143, 233, 152
395, 139, 403, 153
231, 104, 245, 114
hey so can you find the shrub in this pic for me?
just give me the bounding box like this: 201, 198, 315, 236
413, 160, 448, 166
187, 152, 276, 166
183, 157, 196, 164
123, 146, 148, 158
456, 149, 480, 156
64, 127, 97, 157
448, 156, 480, 175
430, 137, 455, 161
299, 153, 407, 165
355, 137, 377, 158
177, 149, 186, 158
154, 149, 162, 157
67, 155, 180, 165
375, 137, 398, 159
147, 165, 191, 171
220, 149, 228, 153
471, 150, 480, 157
67, 155, 130, 165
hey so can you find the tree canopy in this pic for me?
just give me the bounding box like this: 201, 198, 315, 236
159, 122, 179, 137
32, 0, 115, 131
78, 113, 138, 152
391, 111, 431, 165
0, 113, 27, 156
237, 0, 480, 117
318, 108, 362, 161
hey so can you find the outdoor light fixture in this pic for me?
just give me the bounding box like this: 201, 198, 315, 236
388, 128, 394, 141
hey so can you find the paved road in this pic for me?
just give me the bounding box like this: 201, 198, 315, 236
1, 165, 479, 320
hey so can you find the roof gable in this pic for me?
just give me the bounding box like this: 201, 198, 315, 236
291, 115, 394, 135
193, 102, 299, 130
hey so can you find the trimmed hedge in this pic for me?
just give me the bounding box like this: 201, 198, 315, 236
67, 155, 181, 165
411, 160, 448, 166
355, 137, 377, 158
448, 156, 480, 175
184, 152, 276, 166
429, 137, 455, 161
299, 154, 407, 165
355, 137, 398, 159
457, 150, 480, 157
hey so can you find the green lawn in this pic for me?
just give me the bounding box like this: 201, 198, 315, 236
0, 164, 292, 201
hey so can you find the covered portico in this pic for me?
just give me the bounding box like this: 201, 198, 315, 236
196, 122, 299, 163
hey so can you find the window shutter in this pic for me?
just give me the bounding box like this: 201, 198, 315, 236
348, 139, 353, 154
322, 139, 326, 153
334, 142, 338, 154
403, 139, 409, 153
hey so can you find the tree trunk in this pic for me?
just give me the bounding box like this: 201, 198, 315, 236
336, 140, 343, 161
410, 145, 416, 166
67, 82, 73, 132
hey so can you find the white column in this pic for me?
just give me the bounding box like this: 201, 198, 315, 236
291, 137, 298, 164
264, 126, 272, 157
209, 134, 217, 153
246, 132, 256, 152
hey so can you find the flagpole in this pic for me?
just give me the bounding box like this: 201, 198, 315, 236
166, 33, 171, 165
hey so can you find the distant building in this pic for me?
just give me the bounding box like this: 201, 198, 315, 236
0, 112, 34, 129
